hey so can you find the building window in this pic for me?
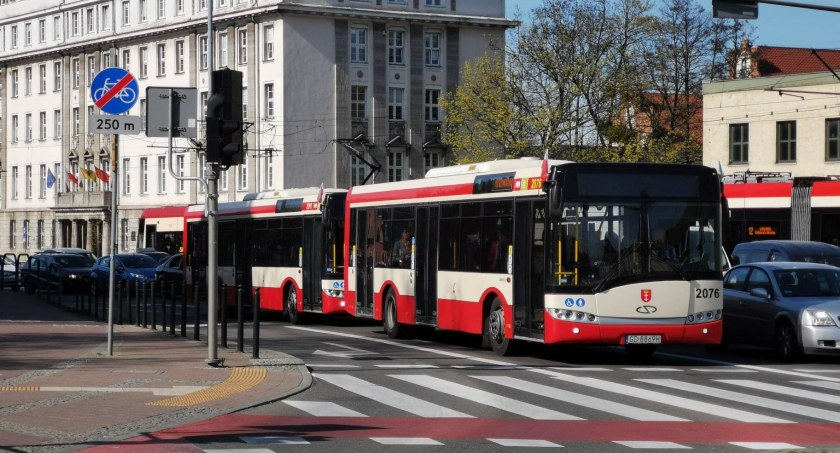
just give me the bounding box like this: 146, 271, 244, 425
122, 49, 130, 70
176, 0, 184, 15
156, 43, 166, 76
103, 51, 112, 68
39, 64, 47, 93
54, 109, 62, 139
350, 26, 367, 63
23, 220, 30, 249
351, 86, 367, 119
25, 22, 31, 46
729, 123, 748, 164
425, 0, 443, 6
175, 40, 185, 73
72, 58, 80, 88
37, 220, 44, 249
139, 46, 148, 78
140, 0, 148, 22
71, 12, 80, 36
220, 168, 228, 191
827, 119, 840, 161
425, 31, 441, 66
11, 69, 18, 97
11, 167, 19, 199
238, 161, 248, 191
38, 19, 46, 42
87, 56, 96, 86
11, 25, 17, 48
218, 32, 228, 67
10, 220, 16, 249
388, 29, 404, 65
263, 25, 274, 60
158, 156, 167, 193
25, 114, 32, 142
140, 157, 148, 194
199, 0, 207, 11
140, 99, 146, 129
121, 219, 129, 251
242, 87, 248, 120
158, 0, 165, 19
122, 158, 131, 195
73, 107, 79, 138
39, 111, 46, 141
101, 5, 111, 30
424, 89, 440, 122
39, 164, 46, 198
122, 1, 130, 26
388, 150, 406, 182
176, 155, 185, 193
350, 153, 370, 186
388, 87, 404, 120
25, 67, 32, 95
54, 62, 62, 91
11, 115, 18, 142
777, 120, 796, 163
54, 16, 61, 40
25, 165, 32, 199
264, 83, 274, 118
424, 150, 444, 171
238, 28, 247, 65
199, 36, 208, 70
263, 154, 273, 189
86, 8, 95, 34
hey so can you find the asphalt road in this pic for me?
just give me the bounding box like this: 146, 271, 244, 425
105, 315, 840, 452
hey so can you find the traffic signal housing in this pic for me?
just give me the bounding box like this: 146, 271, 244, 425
206, 69, 244, 167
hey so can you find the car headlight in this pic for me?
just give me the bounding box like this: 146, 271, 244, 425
130, 273, 147, 281
807, 310, 837, 327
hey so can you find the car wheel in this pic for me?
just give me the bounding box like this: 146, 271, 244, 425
484, 296, 516, 356
776, 321, 802, 361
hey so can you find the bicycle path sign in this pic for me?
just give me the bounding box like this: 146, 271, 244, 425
90, 68, 139, 115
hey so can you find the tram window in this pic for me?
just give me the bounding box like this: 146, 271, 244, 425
439, 218, 459, 270
482, 216, 512, 273
219, 222, 236, 266
484, 200, 512, 216
441, 203, 459, 218
460, 218, 482, 271
462, 203, 480, 218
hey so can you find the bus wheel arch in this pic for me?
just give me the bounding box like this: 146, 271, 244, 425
483, 294, 515, 356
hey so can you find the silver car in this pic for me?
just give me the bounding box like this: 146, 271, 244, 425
722, 262, 840, 360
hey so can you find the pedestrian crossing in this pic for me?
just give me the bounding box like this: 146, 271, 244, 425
287, 370, 840, 425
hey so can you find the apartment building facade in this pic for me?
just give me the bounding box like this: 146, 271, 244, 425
0, 0, 514, 256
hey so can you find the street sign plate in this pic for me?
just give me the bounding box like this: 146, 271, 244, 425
87, 114, 142, 135
145, 87, 198, 138
90, 68, 140, 115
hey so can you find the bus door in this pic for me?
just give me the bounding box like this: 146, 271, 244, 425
354, 208, 374, 316
513, 200, 546, 339
232, 220, 253, 301
415, 206, 438, 324
302, 217, 324, 311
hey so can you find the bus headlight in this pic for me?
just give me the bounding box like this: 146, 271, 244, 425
687, 309, 721, 324
550, 308, 597, 324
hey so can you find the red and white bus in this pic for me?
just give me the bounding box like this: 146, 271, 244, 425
139, 187, 347, 322
345, 158, 724, 357
723, 172, 840, 248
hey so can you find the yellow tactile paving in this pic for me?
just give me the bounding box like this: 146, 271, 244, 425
147, 366, 267, 407
0, 386, 40, 392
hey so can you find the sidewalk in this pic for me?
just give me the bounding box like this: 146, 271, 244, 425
0, 289, 311, 452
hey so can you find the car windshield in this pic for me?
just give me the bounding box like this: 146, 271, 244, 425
773, 268, 840, 298
794, 254, 840, 267
119, 255, 159, 268
52, 255, 91, 267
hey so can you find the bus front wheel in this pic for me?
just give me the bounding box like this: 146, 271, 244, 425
484, 297, 515, 356
383, 290, 403, 339
286, 286, 301, 325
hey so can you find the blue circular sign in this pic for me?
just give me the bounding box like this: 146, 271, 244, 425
90, 68, 139, 115
565, 298, 574, 307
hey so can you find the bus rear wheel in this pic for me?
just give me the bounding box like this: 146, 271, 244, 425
383, 290, 403, 339
484, 297, 515, 356
286, 286, 301, 325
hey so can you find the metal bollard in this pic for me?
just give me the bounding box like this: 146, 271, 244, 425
135, 281, 141, 327
220, 284, 228, 348
150, 280, 157, 330
127, 280, 134, 325
236, 283, 244, 353
180, 281, 187, 337
169, 281, 176, 335
117, 281, 124, 325
252, 288, 260, 359
193, 282, 200, 341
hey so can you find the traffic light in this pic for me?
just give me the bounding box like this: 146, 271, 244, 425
206, 68, 244, 166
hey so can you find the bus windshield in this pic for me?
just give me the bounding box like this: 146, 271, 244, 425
548, 201, 721, 292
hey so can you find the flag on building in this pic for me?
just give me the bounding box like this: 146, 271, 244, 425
67, 171, 79, 185
81, 168, 97, 181
95, 166, 110, 183
46, 169, 56, 189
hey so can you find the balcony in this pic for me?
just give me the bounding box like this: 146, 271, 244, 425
56, 190, 112, 210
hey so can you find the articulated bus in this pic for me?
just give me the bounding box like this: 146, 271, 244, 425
139, 188, 347, 322
723, 172, 840, 249
345, 158, 724, 357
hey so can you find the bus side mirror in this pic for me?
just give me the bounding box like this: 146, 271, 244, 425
542, 180, 562, 217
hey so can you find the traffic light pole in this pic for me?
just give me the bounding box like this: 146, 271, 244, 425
205, 2, 222, 367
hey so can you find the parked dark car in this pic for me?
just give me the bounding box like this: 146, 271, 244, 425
137, 248, 171, 263
731, 240, 840, 267
154, 253, 183, 284
38, 248, 97, 266
20, 253, 93, 294
2, 255, 19, 290
722, 261, 840, 360
90, 253, 160, 295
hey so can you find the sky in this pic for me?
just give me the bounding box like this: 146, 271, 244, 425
505, 0, 840, 50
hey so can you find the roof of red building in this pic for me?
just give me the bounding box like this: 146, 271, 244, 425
755, 46, 840, 77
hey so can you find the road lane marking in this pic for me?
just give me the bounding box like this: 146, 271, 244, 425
717, 379, 840, 405
392, 374, 582, 420
314, 373, 471, 418
284, 400, 367, 417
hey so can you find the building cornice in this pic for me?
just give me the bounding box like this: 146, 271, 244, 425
275, 3, 518, 28
704, 71, 840, 95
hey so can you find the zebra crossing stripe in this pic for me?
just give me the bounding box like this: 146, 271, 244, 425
284, 400, 367, 417
614, 441, 691, 449
536, 370, 791, 423
391, 375, 582, 420
796, 380, 840, 391
314, 373, 471, 418
488, 439, 562, 447
638, 379, 840, 423
472, 375, 686, 422
717, 380, 840, 405
729, 442, 804, 450
371, 437, 442, 445
239, 435, 309, 444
